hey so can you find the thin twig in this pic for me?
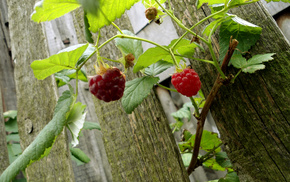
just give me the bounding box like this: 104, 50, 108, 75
186, 38, 238, 175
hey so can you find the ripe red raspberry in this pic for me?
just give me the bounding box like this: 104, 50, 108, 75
145, 7, 157, 20
171, 68, 201, 97
89, 68, 126, 102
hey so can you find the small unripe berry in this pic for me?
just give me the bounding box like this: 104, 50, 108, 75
125, 53, 135, 68
145, 7, 158, 20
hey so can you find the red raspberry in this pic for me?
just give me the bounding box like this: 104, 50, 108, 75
89, 68, 126, 102
171, 68, 201, 97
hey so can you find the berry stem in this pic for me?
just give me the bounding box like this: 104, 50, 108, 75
175, 54, 214, 65
207, 41, 224, 79
168, 0, 172, 11
96, 30, 101, 47
206, 23, 226, 79
232, 69, 242, 83
187, 77, 223, 175
198, 142, 223, 165
77, 49, 97, 71
100, 56, 122, 63
111, 22, 123, 34
154, 0, 207, 48
169, 48, 179, 68
190, 97, 200, 118
98, 34, 169, 52
156, 0, 227, 49
156, 83, 178, 92
187, 39, 238, 175
76, 69, 79, 96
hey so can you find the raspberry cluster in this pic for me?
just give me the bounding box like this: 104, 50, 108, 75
171, 68, 201, 97
89, 68, 125, 102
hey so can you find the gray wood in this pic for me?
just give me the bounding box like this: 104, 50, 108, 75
7, 0, 75, 181
0, 89, 9, 175
0, 0, 10, 50
261, 0, 290, 16
0, 0, 16, 111
170, 0, 290, 181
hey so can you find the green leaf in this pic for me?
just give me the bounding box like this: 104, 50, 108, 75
170, 39, 199, 57
242, 64, 265, 73
210, 4, 225, 17
66, 102, 87, 147
197, 0, 259, 10
86, 0, 140, 32
247, 53, 275, 65
175, 42, 199, 58
187, 130, 222, 152
83, 121, 101, 130
55, 69, 88, 87
264, 0, 290, 2
178, 142, 193, 152
196, 0, 225, 9
7, 144, 20, 164
133, 47, 171, 73
145, 61, 174, 76
171, 102, 193, 121
71, 154, 85, 166
0, 89, 76, 182
216, 152, 233, 168
198, 90, 205, 99
31, 44, 89, 80
231, 54, 247, 69
232, 53, 275, 73
228, 0, 259, 8
3, 110, 17, 119
84, 12, 94, 43
76, 44, 96, 66
170, 120, 184, 132
5, 118, 18, 133
142, 0, 167, 9
115, 30, 143, 60
194, 98, 205, 108
31, 0, 81, 23
181, 153, 192, 167
219, 172, 240, 182
200, 130, 222, 152
70, 147, 90, 163
203, 158, 226, 171
203, 16, 231, 37
9, 144, 22, 156
133, 39, 193, 73
219, 16, 262, 62
12, 178, 27, 182
182, 130, 193, 142
122, 76, 159, 114
6, 134, 20, 142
